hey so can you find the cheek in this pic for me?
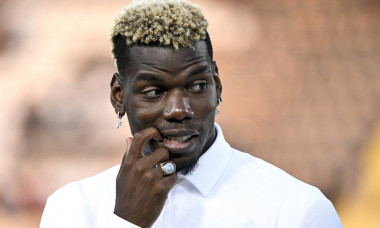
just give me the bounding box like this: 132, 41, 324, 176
126, 102, 162, 132
193, 95, 217, 118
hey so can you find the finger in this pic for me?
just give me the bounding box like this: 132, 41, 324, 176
150, 166, 166, 180
140, 147, 169, 168
128, 127, 163, 160
161, 173, 179, 189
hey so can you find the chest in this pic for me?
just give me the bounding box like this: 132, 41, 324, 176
152, 180, 290, 228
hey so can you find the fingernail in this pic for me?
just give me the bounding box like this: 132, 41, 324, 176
153, 133, 163, 142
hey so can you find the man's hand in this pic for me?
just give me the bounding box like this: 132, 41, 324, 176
114, 127, 178, 228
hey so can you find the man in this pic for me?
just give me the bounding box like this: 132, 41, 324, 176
40, 0, 343, 227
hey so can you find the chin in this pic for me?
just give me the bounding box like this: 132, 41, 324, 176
171, 152, 202, 175
175, 158, 200, 175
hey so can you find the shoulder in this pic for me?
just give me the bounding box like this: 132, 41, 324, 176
52, 164, 120, 199
221, 149, 342, 226
229, 149, 323, 197
220, 148, 332, 210
44, 164, 120, 214
212, 148, 342, 226
40, 165, 121, 227
40, 165, 126, 227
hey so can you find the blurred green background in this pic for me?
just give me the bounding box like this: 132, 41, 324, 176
0, 0, 379, 227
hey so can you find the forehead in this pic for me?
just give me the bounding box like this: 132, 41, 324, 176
124, 41, 211, 76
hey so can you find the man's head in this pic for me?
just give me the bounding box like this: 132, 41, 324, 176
110, 0, 222, 175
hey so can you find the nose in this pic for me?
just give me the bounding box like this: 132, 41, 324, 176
163, 91, 194, 122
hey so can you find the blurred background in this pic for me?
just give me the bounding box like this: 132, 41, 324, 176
0, 0, 379, 227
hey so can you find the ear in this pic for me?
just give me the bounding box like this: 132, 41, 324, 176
110, 72, 125, 115
212, 61, 223, 100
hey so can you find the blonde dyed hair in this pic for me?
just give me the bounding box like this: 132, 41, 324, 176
110, 0, 209, 59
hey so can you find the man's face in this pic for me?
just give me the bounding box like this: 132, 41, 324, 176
119, 41, 222, 174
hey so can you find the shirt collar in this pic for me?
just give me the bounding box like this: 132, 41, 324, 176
178, 123, 232, 197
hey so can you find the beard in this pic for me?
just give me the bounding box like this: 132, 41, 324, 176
176, 156, 200, 176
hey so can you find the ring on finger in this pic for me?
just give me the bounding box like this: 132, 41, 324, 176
155, 161, 176, 176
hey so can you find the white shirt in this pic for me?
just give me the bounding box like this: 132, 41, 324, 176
40, 123, 343, 228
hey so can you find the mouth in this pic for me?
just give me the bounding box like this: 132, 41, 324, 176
163, 135, 194, 147
157, 129, 199, 152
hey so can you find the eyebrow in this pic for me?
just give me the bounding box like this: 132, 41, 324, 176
188, 65, 210, 78
135, 73, 164, 83
134, 65, 210, 83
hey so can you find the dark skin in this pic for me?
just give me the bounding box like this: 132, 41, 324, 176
110, 41, 222, 227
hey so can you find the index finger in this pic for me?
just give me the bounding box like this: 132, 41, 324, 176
127, 127, 163, 161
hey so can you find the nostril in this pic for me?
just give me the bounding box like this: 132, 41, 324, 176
166, 116, 192, 123
164, 106, 194, 122
164, 96, 194, 121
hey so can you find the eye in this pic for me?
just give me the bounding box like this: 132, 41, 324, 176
141, 87, 165, 98
189, 81, 208, 93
